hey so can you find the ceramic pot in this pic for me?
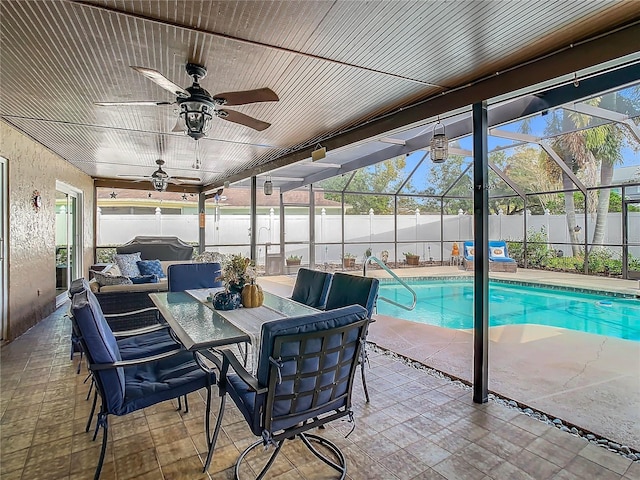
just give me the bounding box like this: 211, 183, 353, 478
212, 291, 241, 310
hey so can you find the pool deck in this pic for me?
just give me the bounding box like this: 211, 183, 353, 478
259, 267, 640, 451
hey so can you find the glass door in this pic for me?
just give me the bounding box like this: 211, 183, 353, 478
623, 199, 640, 280
56, 183, 82, 301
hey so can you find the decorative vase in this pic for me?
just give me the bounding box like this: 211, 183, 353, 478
241, 283, 264, 308
212, 291, 241, 310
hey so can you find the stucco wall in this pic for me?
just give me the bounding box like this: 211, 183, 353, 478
1, 121, 94, 340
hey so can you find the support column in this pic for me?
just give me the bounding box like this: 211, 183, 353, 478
309, 185, 316, 269
198, 193, 205, 254
250, 176, 257, 261
472, 101, 489, 404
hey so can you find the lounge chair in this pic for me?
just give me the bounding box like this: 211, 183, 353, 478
488, 240, 518, 272
462, 241, 475, 271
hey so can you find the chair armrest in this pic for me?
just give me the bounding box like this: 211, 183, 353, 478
104, 307, 160, 318
219, 348, 267, 394
112, 323, 169, 339
89, 347, 184, 371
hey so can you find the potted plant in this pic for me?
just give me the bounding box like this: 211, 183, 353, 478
365, 248, 372, 259
286, 254, 302, 266
380, 250, 389, 264
403, 252, 420, 266
212, 254, 256, 310
343, 253, 356, 268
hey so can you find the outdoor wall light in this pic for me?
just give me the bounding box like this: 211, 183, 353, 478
430, 121, 449, 163
263, 176, 273, 195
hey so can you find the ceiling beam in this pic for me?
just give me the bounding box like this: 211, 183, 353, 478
94, 178, 202, 194
278, 61, 640, 192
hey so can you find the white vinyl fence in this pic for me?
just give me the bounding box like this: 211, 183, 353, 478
95, 210, 638, 264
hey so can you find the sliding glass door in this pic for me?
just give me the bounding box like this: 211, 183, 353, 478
55, 183, 82, 301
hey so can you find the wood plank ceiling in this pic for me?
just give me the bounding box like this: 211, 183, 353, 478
1, 0, 639, 191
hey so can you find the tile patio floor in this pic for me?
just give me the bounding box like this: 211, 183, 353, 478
1, 299, 638, 479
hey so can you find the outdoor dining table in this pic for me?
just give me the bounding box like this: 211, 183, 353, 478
149, 288, 318, 364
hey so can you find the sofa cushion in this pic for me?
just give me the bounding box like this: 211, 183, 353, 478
114, 252, 142, 277
130, 274, 159, 284
137, 259, 165, 278
92, 270, 133, 287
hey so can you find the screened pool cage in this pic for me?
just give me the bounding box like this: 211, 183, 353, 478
96, 81, 640, 280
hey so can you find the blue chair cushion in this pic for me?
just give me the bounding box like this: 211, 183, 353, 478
130, 274, 159, 284
463, 241, 475, 261
290, 268, 332, 309
117, 330, 178, 359
137, 260, 166, 278
71, 290, 126, 412
488, 241, 516, 262
117, 352, 210, 415
324, 273, 379, 318
167, 263, 223, 291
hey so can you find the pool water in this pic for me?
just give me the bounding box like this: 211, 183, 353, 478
377, 279, 640, 341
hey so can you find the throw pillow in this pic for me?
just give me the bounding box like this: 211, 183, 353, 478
103, 264, 122, 277
137, 259, 166, 278
130, 274, 159, 284
492, 247, 506, 258
92, 271, 133, 287
114, 253, 142, 277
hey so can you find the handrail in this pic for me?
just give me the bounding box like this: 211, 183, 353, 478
363, 256, 417, 311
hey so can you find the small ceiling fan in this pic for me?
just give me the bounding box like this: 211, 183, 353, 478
119, 160, 201, 192
96, 63, 279, 139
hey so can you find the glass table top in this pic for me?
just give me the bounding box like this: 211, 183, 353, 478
149, 290, 319, 351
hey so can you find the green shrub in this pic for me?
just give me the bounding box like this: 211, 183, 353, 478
507, 228, 553, 268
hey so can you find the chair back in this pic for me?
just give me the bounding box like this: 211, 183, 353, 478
463, 241, 475, 260
255, 305, 368, 435
167, 262, 222, 291
488, 240, 512, 260
324, 272, 379, 318
290, 268, 332, 309
71, 288, 126, 413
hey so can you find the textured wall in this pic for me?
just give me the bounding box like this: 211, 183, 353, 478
1, 121, 94, 340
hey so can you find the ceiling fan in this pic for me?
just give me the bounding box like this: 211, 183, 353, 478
96, 63, 279, 139
119, 159, 201, 192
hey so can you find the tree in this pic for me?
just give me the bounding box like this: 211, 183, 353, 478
321, 156, 408, 214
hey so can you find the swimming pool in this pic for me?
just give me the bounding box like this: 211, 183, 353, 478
377, 279, 640, 341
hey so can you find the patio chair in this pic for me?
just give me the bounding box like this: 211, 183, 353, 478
462, 241, 475, 270
167, 262, 223, 291
70, 287, 215, 480
206, 305, 369, 478
488, 240, 518, 272
290, 267, 332, 309
324, 272, 379, 403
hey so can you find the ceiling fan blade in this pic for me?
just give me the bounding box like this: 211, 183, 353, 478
95, 101, 173, 106
131, 66, 190, 98
218, 109, 271, 131
172, 176, 201, 182
213, 88, 279, 106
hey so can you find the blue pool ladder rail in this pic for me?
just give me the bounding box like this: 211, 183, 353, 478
363, 256, 417, 311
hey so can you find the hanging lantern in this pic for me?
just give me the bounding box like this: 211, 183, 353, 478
263, 175, 273, 196
430, 121, 449, 163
